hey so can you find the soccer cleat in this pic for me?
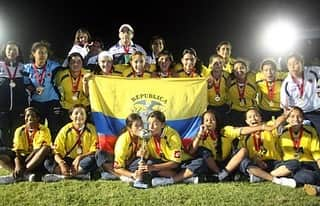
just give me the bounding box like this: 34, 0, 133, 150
42, 174, 67, 182
119, 175, 135, 183
304, 184, 320, 196
249, 174, 264, 183
100, 172, 118, 180
151, 177, 174, 187
272, 177, 296, 188
183, 176, 199, 184
0, 175, 15, 184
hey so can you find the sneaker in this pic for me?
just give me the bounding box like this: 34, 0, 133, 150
0, 175, 15, 184
23, 173, 36, 182
183, 176, 199, 184
100, 172, 118, 180
42, 174, 66, 182
249, 174, 263, 183
133, 180, 149, 189
273, 177, 296, 188
304, 184, 320, 196
218, 169, 229, 181
151, 177, 174, 187
74, 173, 91, 180
120, 175, 135, 183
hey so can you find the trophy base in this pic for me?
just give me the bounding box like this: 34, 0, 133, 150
133, 180, 149, 189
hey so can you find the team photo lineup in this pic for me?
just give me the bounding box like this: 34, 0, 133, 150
0, 23, 320, 196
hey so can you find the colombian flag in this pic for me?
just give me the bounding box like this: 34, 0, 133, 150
89, 76, 207, 153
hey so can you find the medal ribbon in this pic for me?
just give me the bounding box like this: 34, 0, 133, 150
253, 131, 262, 152
4, 64, 18, 81
265, 80, 275, 101
289, 127, 303, 151
33, 64, 47, 86
213, 78, 221, 96
291, 75, 304, 98
154, 137, 162, 156
71, 71, 82, 93
236, 81, 246, 102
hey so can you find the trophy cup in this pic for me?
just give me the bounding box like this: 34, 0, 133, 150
133, 128, 152, 189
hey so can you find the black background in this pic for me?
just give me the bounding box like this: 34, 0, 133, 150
1, 0, 320, 68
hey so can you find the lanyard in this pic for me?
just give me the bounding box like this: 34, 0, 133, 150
70, 71, 82, 92
33, 64, 47, 86
4, 64, 18, 81
212, 78, 221, 96
25, 127, 38, 149
253, 131, 262, 152
236, 81, 246, 100
265, 80, 275, 101
73, 126, 84, 146
291, 75, 304, 98
123, 46, 130, 54
154, 137, 162, 156
289, 127, 303, 150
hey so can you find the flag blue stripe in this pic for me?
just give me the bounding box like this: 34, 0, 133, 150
92, 112, 201, 138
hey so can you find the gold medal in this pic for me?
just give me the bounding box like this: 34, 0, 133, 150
72, 95, 78, 101
9, 80, 16, 88
269, 101, 274, 107
239, 99, 245, 106
215, 95, 221, 102
36, 86, 44, 95
77, 146, 82, 155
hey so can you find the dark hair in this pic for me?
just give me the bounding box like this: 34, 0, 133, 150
287, 53, 304, 65
148, 110, 166, 123
74, 28, 91, 45
67, 52, 84, 65
208, 54, 223, 65
119, 113, 143, 135
216, 41, 232, 52
245, 107, 261, 119
0, 41, 24, 63
201, 109, 216, 123
150, 35, 166, 50
181, 48, 203, 75
29, 40, 52, 62
68, 104, 88, 116
260, 59, 277, 71
289, 106, 304, 118
24, 106, 41, 118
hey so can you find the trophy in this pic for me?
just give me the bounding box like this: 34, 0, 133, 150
133, 128, 152, 189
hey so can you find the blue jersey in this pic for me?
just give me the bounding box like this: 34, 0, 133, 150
23, 60, 60, 102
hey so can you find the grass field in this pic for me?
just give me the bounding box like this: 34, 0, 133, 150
0, 169, 318, 206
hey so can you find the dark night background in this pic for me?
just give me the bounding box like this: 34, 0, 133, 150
1, 0, 320, 68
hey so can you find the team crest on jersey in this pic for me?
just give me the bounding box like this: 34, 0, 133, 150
131, 94, 167, 124
174, 150, 181, 158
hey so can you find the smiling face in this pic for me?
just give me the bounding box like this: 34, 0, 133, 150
98, 56, 113, 74
25, 109, 40, 129
217, 44, 231, 60
209, 57, 223, 79
181, 53, 196, 73
69, 55, 83, 76
233, 62, 247, 80
70, 107, 87, 128
203, 112, 217, 131
286, 108, 304, 128
245, 109, 262, 126
5, 43, 19, 61
130, 53, 145, 75
158, 54, 172, 73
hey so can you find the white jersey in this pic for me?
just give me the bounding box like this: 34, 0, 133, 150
108, 40, 146, 65
280, 66, 320, 112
